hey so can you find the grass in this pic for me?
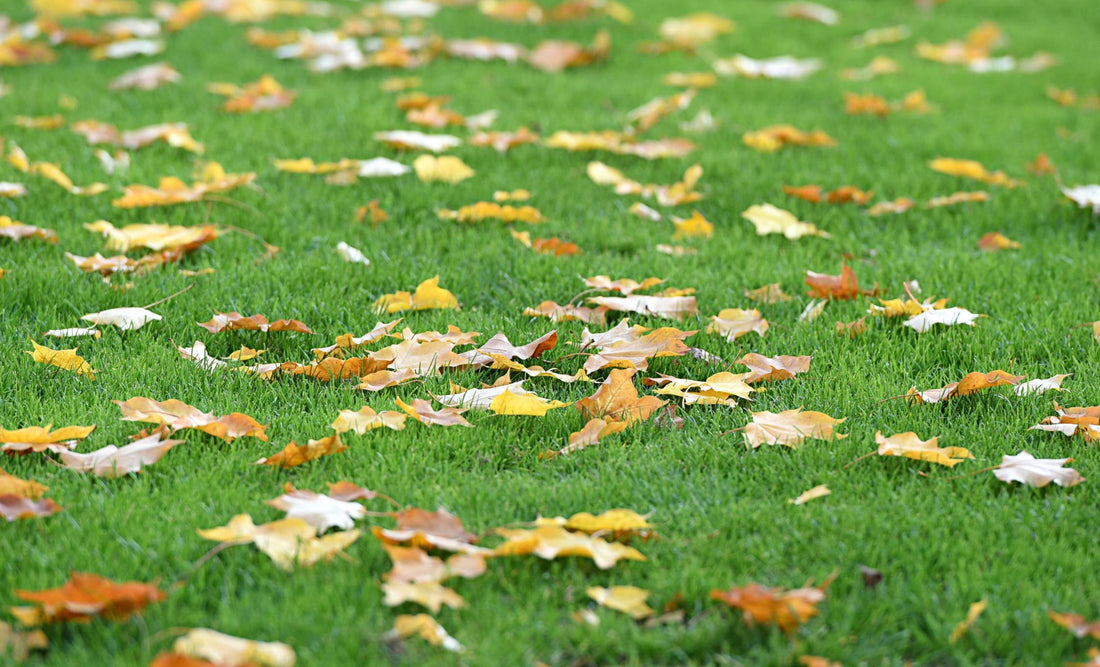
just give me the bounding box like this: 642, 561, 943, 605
2, 0, 1100, 664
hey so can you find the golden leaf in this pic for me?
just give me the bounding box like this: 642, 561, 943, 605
26, 340, 96, 378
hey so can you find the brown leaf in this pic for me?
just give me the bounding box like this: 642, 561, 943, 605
0, 468, 47, 499
710, 573, 834, 632
0, 424, 95, 455
255, 434, 346, 468
743, 409, 847, 448
395, 398, 472, 427
58, 432, 184, 477
115, 397, 267, 442
0, 495, 62, 522
905, 370, 1024, 404
493, 525, 646, 569
577, 369, 666, 424
1049, 610, 1100, 639
13, 572, 165, 625
737, 353, 812, 383
806, 264, 877, 300
589, 294, 698, 321
198, 312, 313, 334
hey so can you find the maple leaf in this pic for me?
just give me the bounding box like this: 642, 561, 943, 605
80, 307, 162, 331
1014, 374, 1071, 396
671, 210, 714, 240
493, 525, 646, 569
577, 369, 666, 423
743, 409, 847, 448
471, 127, 540, 152
436, 381, 531, 410
737, 353, 811, 383
714, 54, 822, 79
12, 573, 165, 626
176, 341, 227, 372
387, 615, 464, 653
374, 276, 458, 313
527, 29, 609, 72
710, 573, 834, 632
0, 468, 47, 499
627, 89, 696, 134
743, 125, 835, 152
583, 275, 664, 295
582, 325, 693, 373
867, 197, 917, 216
977, 231, 1021, 251
930, 157, 1023, 188
395, 398, 472, 427
905, 370, 1024, 404
744, 283, 792, 304
949, 599, 988, 643
903, 307, 984, 333
209, 75, 295, 112
84, 221, 219, 252
539, 509, 655, 538
438, 201, 543, 224
115, 397, 268, 441
373, 507, 488, 555
58, 432, 184, 478
1049, 610, 1100, 640
369, 339, 468, 376
256, 434, 346, 468
1, 495, 63, 522
646, 371, 754, 406
1061, 184, 1100, 216
267, 484, 367, 533
412, 155, 474, 184
587, 586, 655, 619
524, 301, 608, 324
875, 431, 972, 467
26, 340, 96, 378
331, 407, 407, 434
707, 308, 769, 341
0, 621, 48, 662
157, 629, 295, 667
198, 312, 312, 334
589, 295, 698, 321
925, 191, 989, 208
198, 514, 360, 569
805, 264, 877, 300
993, 451, 1084, 488
657, 12, 734, 49
1030, 402, 1100, 440
108, 62, 180, 90
489, 389, 571, 416
0, 216, 58, 243
789, 485, 831, 505
0, 424, 95, 455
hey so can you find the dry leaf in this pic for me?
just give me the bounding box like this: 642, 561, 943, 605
1014, 374, 1071, 396
374, 276, 458, 313
743, 409, 846, 448
587, 586, 655, 619
707, 308, 769, 341
0, 425, 95, 455
1, 496, 63, 522
0, 621, 48, 662
493, 525, 646, 569
710, 574, 834, 633
256, 434, 347, 468
737, 353, 811, 383
789, 485, 831, 505
58, 432, 184, 478
0, 216, 58, 243
0, 468, 47, 499
108, 62, 180, 90
949, 599, 988, 643
993, 451, 1084, 488
26, 340, 96, 378
875, 431, 972, 467
930, 157, 1022, 188
412, 155, 474, 184
12, 573, 165, 626
331, 407, 407, 434
387, 615, 464, 653
806, 264, 877, 300
115, 397, 268, 442
977, 231, 1021, 251
80, 306, 161, 331
267, 485, 367, 533
906, 370, 1024, 404
167, 629, 295, 667
715, 54, 822, 79
588, 295, 698, 321
489, 389, 570, 416
198, 312, 312, 334
524, 301, 608, 325
743, 125, 835, 152
1049, 611, 1100, 640
198, 514, 359, 570
577, 369, 665, 424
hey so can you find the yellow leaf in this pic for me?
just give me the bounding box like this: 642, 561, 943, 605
493, 525, 646, 569
26, 340, 95, 378
413, 155, 474, 184
949, 599, 988, 643
382, 581, 466, 613
671, 210, 714, 239
744, 409, 846, 448
0, 468, 48, 498
742, 203, 829, 239
255, 435, 347, 468
389, 615, 464, 653
707, 308, 769, 341
331, 407, 407, 434
587, 586, 655, 619
489, 389, 570, 416
788, 485, 831, 505
171, 629, 295, 667
373, 276, 459, 313
875, 431, 973, 467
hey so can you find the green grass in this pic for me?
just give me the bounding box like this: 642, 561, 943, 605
2, 0, 1100, 664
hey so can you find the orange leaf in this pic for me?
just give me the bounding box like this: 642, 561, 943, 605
256, 434, 346, 468
14, 572, 165, 625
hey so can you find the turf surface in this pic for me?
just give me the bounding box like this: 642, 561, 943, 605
2, 0, 1100, 664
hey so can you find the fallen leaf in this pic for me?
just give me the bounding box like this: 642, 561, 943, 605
387, 615, 464, 653
587, 586, 655, 619
744, 283, 792, 304
715, 54, 822, 79
977, 231, 1020, 251
1061, 183, 1100, 216
26, 340, 96, 378
743, 125, 835, 152
80, 306, 161, 331
489, 389, 571, 416
1049, 610, 1100, 640
0, 621, 48, 662
267, 485, 367, 533
930, 157, 1022, 188
710, 574, 834, 632
12, 573, 165, 625
577, 369, 666, 423
589, 295, 698, 321
166, 629, 295, 667
949, 599, 988, 643
0, 425, 95, 455
994, 451, 1084, 488
0, 495, 63, 522
671, 210, 714, 239
115, 397, 268, 441
0, 216, 58, 243
256, 434, 347, 468
875, 431, 972, 467
108, 62, 180, 90
707, 308, 769, 341
331, 406, 407, 434
198, 514, 360, 569
806, 264, 877, 300
198, 312, 312, 334
743, 409, 846, 448
412, 155, 474, 184
737, 353, 811, 383
395, 398, 472, 427
374, 276, 458, 313
58, 432, 184, 478
493, 525, 646, 569
0, 468, 47, 499
1014, 374, 1071, 395
789, 485, 831, 505
906, 370, 1024, 404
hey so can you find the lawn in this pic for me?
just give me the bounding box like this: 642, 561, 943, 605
2, 0, 1100, 664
